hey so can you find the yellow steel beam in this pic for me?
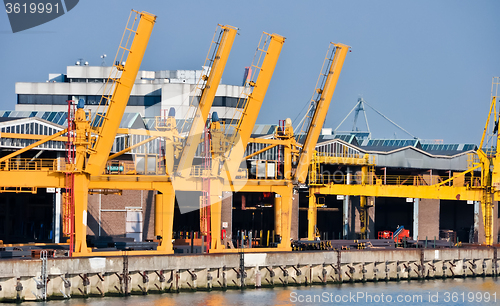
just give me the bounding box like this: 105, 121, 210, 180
85, 11, 156, 176
0, 129, 67, 164
107, 136, 158, 160
435, 164, 482, 187
89, 175, 170, 189
244, 143, 279, 160
176, 25, 238, 176
312, 184, 483, 201
0, 171, 65, 188
294, 43, 350, 183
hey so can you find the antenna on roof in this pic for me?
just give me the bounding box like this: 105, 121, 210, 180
100, 54, 107, 66
335, 97, 417, 140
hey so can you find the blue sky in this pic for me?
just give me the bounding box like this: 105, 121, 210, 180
1, 1, 499, 144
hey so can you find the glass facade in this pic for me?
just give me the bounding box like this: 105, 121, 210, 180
18, 94, 161, 106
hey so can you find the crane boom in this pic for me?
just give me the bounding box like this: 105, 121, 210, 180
293, 43, 350, 184
85, 11, 156, 176
222, 33, 285, 180
176, 25, 238, 176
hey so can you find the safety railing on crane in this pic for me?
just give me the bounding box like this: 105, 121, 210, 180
0, 158, 60, 171
309, 168, 481, 187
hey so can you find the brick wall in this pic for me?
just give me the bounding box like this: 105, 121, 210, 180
418, 199, 439, 240
86, 190, 156, 240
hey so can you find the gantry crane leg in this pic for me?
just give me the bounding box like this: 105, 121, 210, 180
359, 196, 368, 239
210, 180, 224, 250
155, 185, 175, 253
277, 190, 293, 250
73, 173, 90, 255
481, 189, 494, 245
359, 166, 369, 239
274, 194, 282, 238
307, 192, 317, 240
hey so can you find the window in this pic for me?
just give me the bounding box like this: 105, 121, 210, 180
127, 95, 161, 106
86, 95, 101, 105
18, 94, 68, 105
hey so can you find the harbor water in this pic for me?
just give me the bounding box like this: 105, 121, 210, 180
36, 277, 499, 305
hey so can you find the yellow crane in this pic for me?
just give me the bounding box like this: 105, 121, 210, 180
0, 10, 162, 256
294, 43, 351, 240
308, 78, 499, 245
206, 32, 285, 251
218, 41, 349, 252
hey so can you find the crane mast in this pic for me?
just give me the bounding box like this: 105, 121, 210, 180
176, 25, 238, 177
220, 33, 285, 181
85, 11, 156, 176
294, 43, 350, 184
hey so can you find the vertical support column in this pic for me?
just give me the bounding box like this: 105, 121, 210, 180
274, 194, 282, 237
360, 196, 368, 239
73, 173, 89, 254
154, 193, 163, 239
343, 168, 350, 239
291, 190, 299, 241
413, 198, 419, 240
54, 188, 61, 243
210, 194, 222, 250
359, 166, 368, 239
278, 190, 292, 250
474, 200, 480, 243
156, 185, 175, 254
308, 191, 317, 240
208, 178, 223, 251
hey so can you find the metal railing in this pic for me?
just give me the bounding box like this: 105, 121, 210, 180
310, 171, 480, 187
0, 158, 62, 171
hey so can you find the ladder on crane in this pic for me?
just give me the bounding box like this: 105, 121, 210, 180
86, 10, 156, 176
62, 100, 76, 256
200, 125, 211, 251
223, 32, 273, 153
175, 25, 237, 176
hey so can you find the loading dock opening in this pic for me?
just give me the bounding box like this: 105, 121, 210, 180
374, 197, 413, 238
440, 200, 473, 243
0, 189, 54, 243
232, 192, 275, 246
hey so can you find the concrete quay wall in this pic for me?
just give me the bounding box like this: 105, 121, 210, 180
0, 248, 498, 302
